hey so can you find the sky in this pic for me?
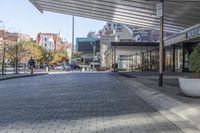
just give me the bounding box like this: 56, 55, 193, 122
0, 0, 106, 43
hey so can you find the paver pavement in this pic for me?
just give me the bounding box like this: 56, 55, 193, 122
0, 73, 183, 133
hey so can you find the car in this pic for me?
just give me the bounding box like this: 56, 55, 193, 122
54, 65, 64, 70
65, 65, 71, 71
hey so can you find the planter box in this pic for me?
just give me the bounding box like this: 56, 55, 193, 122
179, 77, 200, 97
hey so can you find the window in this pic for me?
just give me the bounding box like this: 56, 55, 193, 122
44, 38, 47, 41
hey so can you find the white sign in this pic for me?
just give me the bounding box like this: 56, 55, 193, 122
156, 2, 163, 17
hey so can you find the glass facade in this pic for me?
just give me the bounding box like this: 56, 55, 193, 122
142, 49, 159, 71
164, 43, 197, 72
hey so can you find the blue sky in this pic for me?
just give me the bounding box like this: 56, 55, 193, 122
0, 0, 106, 43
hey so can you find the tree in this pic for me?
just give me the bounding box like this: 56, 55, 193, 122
5, 42, 27, 66
42, 50, 53, 65
72, 52, 81, 59
51, 51, 68, 64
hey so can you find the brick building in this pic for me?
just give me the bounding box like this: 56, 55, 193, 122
0, 30, 31, 49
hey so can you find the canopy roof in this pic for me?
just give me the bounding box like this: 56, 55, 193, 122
29, 0, 200, 33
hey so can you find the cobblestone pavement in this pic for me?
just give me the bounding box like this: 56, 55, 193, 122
0, 73, 184, 133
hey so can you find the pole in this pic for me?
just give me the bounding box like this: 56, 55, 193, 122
159, 0, 164, 87
15, 43, 18, 74
72, 16, 74, 57
94, 44, 96, 62
2, 30, 5, 75
93, 44, 95, 62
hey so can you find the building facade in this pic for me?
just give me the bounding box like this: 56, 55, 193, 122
0, 30, 31, 49
76, 38, 100, 64
36, 33, 63, 52
100, 22, 134, 67
100, 22, 174, 69
104, 42, 159, 71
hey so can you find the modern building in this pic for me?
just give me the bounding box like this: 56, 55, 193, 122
104, 42, 159, 71
36, 33, 64, 52
100, 22, 134, 67
76, 37, 100, 64
106, 23, 200, 72
100, 22, 175, 70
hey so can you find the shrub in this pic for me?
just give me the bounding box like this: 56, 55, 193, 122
189, 44, 200, 73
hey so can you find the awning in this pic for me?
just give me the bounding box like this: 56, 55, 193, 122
29, 0, 200, 33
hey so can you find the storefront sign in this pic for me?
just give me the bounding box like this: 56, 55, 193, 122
186, 27, 200, 39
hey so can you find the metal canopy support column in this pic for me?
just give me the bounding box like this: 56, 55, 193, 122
72, 16, 74, 57
159, 0, 164, 87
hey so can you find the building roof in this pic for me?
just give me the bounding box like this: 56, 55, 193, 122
29, 0, 200, 33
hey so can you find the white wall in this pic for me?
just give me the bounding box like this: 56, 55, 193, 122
39, 34, 55, 51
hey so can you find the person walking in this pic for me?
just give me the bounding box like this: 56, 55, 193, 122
28, 57, 35, 74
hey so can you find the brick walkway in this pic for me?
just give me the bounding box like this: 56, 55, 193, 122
0, 73, 183, 133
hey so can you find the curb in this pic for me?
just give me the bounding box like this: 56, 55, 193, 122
0, 73, 48, 81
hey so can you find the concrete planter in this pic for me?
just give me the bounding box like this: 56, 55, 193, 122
179, 77, 200, 97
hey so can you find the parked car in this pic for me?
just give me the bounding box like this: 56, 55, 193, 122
54, 65, 64, 70
88, 62, 100, 71
65, 65, 71, 71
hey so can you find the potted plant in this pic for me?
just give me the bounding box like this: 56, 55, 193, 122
179, 43, 200, 97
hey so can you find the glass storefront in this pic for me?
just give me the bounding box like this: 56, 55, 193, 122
164, 43, 197, 72
165, 47, 173, 71
142, 49, 159, 71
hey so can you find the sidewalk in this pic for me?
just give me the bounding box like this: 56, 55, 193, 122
116, 72, 200, 132
0, 72, 48, 81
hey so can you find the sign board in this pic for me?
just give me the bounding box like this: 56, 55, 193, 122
156, 2, 163, 17
133, 30, 150, 42
186, 27, 200, 39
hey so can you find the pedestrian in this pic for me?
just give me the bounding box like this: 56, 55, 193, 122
28, 57, 35, 74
